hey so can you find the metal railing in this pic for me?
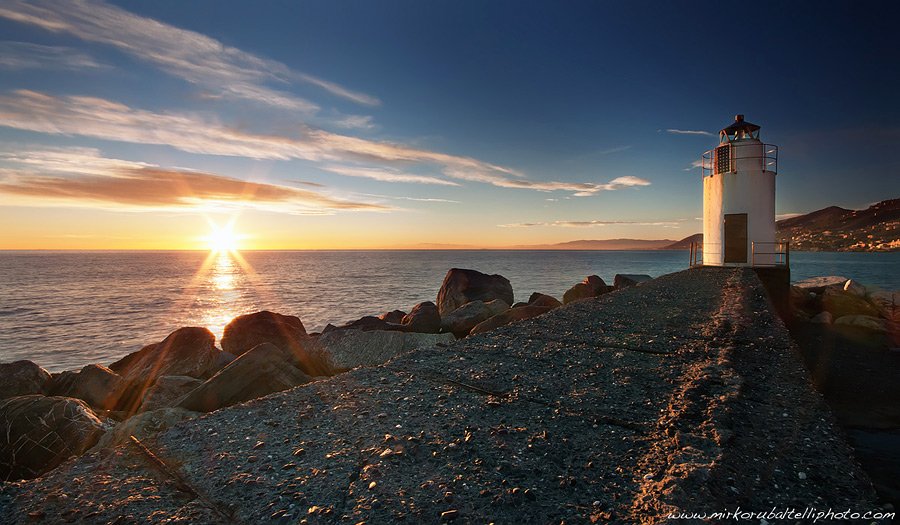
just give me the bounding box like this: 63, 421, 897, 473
689, 241, 721, 267
751, 241, 790, 268
690, 241, 789, 268
700, 143, 778, 177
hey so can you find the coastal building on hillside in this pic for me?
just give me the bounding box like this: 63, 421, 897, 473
695, 114, 787, 268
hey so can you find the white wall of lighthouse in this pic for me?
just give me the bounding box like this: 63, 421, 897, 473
701, 115, 778, 266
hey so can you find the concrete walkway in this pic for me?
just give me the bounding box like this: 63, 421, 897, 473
0, 268, 879, 524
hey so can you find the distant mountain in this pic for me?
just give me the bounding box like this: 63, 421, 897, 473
661, 233, 703, 250
512, 238, 676, 250
776, 198, 899, 252
662, 198, 899, 252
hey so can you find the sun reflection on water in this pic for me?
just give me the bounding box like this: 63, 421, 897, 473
201, 250, 242, 340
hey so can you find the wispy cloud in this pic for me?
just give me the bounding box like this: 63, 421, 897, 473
597, 145, 632, 155
0, 41, 107, 70
0, 90, 644, 196
665, 129, 714, 136
359, 192, 460, 204
396, 196, 459, 203
331, 114, 377, 130
322, 165, 459, 186
0, 147, 388, 213
499, 219, 680, 228
0, 0, 378, 110
682, 159, 704, 171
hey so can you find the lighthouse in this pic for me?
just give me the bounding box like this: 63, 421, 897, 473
699, 115, 782, 267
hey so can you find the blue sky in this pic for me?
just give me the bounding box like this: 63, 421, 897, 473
0, 0, 896, 248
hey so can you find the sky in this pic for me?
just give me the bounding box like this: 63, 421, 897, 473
0, 0, 896, 249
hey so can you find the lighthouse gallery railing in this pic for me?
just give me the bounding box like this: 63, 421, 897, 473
700, 143, 778, 177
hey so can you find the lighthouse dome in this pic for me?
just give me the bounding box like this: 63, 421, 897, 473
719, 114, 761, 143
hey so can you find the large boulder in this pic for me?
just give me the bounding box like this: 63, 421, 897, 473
138, 375, 203, 413
0, 395, 106, 481
834, 315, 889, 333
378, 310, 407, 324
328, 315, 404, 332
470, 306, 553, 336
614, 274, 653, 290
842, 279, 867, 297
94, 407, 198, 450
868, 290, 899, 321
441, 300, 510, 338
109, 327, 220, 384
221, 312, 328, 375
810, 311, 833, 324
46, 364, 126, 411
790, 285, 818, 315
0, 361, 51, 400
563, 275, 608, 304
821, 287, 880, 319
220, 311, 307, 356
313, 330, 454, 373
401, 301, 442, 334
178, 343, 313, 413
436, 268, 514, 317
794, 276, 849, 294
527, 293, 563, 309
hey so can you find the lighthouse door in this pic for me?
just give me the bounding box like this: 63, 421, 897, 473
723, 213, 748, 263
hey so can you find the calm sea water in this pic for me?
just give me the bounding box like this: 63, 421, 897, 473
1, 250, 896, 372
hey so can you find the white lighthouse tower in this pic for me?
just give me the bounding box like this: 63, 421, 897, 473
699, 115, 781, 266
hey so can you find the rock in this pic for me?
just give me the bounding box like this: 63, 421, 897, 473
563, 275, 608, 304
834, 315, 888, 333
178, 343, 313, 412
336, 315, 405, 332
470, 306, 552, 335
527, 293, 562, 309
868, 290, 899, 321
315, 330, 401, 372
208, 351, 237, 376
220, 311, 307, 356
821, 287, 880, 319
94, 407, 197, 449
378, 310, 407, 324
108, 327, 221, 414
614, 274, 652, 289
109, 327, 220, 384
810, 311, 833, 324
223, 312, 329, 375
436, 268, 514, 317
46, 364, 126, 411
401, 301, 442, 333
794, 276, 849, 294
790, 285, 818, 315
441, 299, 510, 338
0, 395, 106, 481
843, 279, 867, 297
402, 332, 455, 352
138, 375, 203, 412
313, 330, 454, 373
0, 360, 51, 400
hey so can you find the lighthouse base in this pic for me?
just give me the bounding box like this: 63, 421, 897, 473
753, 266, 791, 319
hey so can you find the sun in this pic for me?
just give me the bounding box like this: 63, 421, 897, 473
205, 223, 240, 252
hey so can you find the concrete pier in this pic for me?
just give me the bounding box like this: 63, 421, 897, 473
0, 268, 880, 523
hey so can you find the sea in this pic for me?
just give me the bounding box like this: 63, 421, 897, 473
1, 250, 897, 372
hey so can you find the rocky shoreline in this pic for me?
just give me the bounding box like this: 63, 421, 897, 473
0, 268, 651, 484
0, 267, 896, 523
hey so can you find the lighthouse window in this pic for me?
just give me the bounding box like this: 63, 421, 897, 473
715, 145, 731, 174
